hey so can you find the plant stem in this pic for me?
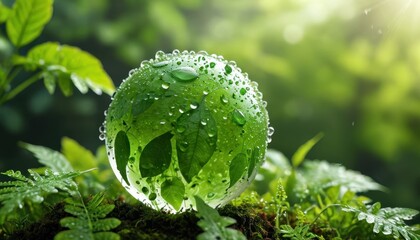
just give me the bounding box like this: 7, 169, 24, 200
310, 204, 343, 226
0, 72, 42, 105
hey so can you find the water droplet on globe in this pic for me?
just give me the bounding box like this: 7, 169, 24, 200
171, 67, 199, 82
190, 103, 198, 109
152, 61, 169, 68
220, 95, 228, 104
224, 64, 232, 74
232, 109, 246, 126
162, 83, 170, 89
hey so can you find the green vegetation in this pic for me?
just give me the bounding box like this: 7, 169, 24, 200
0, 0, 419, 239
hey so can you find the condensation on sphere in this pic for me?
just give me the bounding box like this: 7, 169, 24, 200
104, 50, 271, 213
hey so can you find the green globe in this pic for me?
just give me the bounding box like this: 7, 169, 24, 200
103, 50, 272, 212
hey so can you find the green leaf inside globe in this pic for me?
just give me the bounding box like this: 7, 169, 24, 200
104, 50, 272, 212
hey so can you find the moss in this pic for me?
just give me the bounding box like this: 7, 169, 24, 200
4, 199, 344, 240
7, 203, 66, 240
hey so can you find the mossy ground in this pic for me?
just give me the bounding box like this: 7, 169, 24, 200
6, 200, 268, 239
6, 198, 339, 240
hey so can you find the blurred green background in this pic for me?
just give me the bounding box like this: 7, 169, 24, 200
0, 0, 419, 212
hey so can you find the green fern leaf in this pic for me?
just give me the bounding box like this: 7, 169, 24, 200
0, 169, 80, 224
279, 224, 319, 240
20, 142, 74, 173
299, 160, 385, 196
55, 192, 121, 240
26, 42, 115, 96
343, 203, 420, 240
195, 196, 246, 240
0, 1, 11, 23
6, 0, 53, 47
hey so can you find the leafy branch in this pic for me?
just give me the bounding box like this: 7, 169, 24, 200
0, 0, 114, 105
55, 192, 121, 240
195, 196, 246, 240
0, 169, 81, 224
343, 202, 419, 240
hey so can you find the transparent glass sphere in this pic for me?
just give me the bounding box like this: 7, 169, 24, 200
104, 50, 271, 213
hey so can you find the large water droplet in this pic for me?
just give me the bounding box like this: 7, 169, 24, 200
232, 109, 246, 126
153, 61, 169, 68
171, 67, 199, 82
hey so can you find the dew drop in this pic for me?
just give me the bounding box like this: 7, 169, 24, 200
161, 82, 170, 89
99, 125, 106, 134
179, 141, 189, 152
142, 187, 149, 194
190, 103, 198, 109
220, 95, 228, 104
210, 62, 216, 68
268, 126, 275, 136
149, 193, 157, 201
207, 192, 215, 198
99, 133, 105, 141
224, 64, 232, 74
153, 61, 169, 68
155, 50, 165, 59
232, 109, 246, 126
176, 125, 186, 133
240, 88, 247, 95
208, 131, 216, 137
128, 69, 137, 76
171, 67, 199, 82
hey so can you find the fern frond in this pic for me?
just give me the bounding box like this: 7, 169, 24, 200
195, 196, 246, 240
0, 169, 80, 224
343, 202, 420, 240
279, 224, 319, 240
300, 160, 385, 195
54, 192, 121, 240
20, 142, 74, 173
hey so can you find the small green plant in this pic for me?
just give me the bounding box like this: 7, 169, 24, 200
55, 192, 121, 240
343, 202, 419, 240
0, 169, 80, 224
0, 0, 114, 105
195, 196, 246, 240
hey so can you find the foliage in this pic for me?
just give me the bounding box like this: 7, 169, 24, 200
0, 0, 114, 105
279, 225, 318, 240
343, 203, 420, 240
0, 169, 80, 224
246, 136, 420, 240
195, 196, 246, 240
55, 192, 121, 240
